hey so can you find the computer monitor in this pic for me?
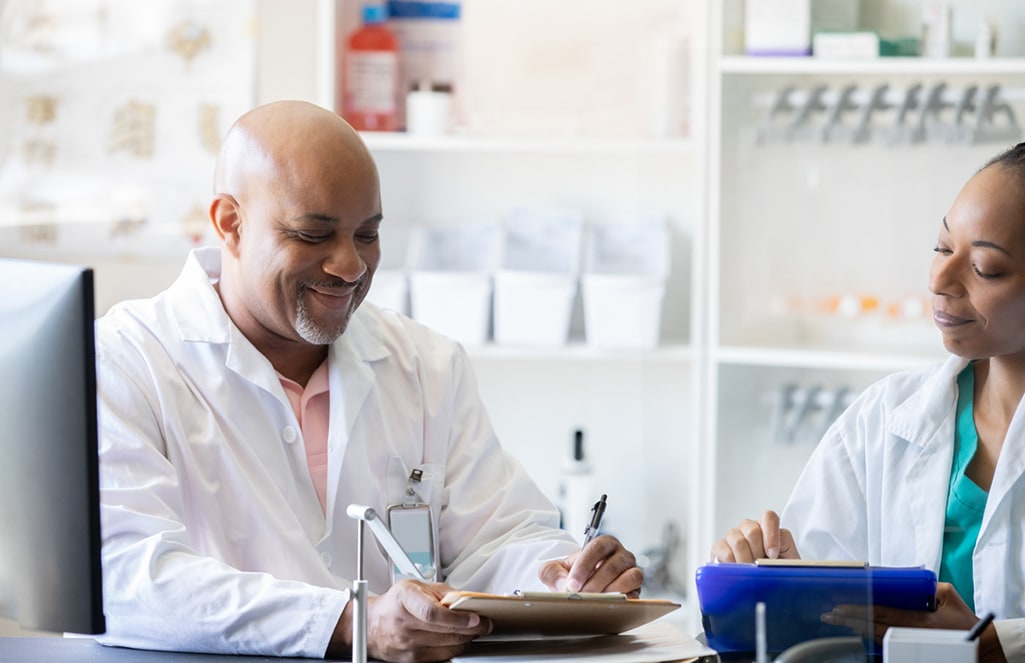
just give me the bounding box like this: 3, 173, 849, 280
0, 257, 105, 635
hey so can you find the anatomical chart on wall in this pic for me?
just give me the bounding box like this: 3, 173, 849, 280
0, 0, 255, 256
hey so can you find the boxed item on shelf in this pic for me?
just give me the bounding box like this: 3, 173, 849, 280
408, 222, 500, 346
812, 31, 880, 58
366, 223, 413, 315
581, 218, 670, 350
493, 206, 584, 347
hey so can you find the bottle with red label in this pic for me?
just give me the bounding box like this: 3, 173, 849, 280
339, 3, 399, 131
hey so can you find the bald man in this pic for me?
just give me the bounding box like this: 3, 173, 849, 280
94, 101, 642, 662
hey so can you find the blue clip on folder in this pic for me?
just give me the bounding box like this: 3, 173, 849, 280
695, 561, 937, 654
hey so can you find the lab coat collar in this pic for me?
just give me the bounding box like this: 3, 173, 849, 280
887, 354, 968, 449
167, 246, 391, 388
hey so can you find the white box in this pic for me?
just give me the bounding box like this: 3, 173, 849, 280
883, 627, 976, 663
582, 274, 666, 349
581, 219, 670, 350
493, 206, 583, 347
493, 270, 576, 347
366, 224, 413, 315
409, 271, 492, 346
813, 31, 880, 59
745, 0, 812, 55
921, 3, 952, 58
408, 223, 500, 346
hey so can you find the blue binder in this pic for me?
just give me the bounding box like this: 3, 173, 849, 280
695, 562, 937, 654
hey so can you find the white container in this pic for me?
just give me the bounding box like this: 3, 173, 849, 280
745, 0, 812, 56
366, 224, 413, 315
883, 627, 977, 663
493, 270, 576, 347
408, 223, 500, 346
492, 206, 584, 347
582, 273, 666, 349
406, 83, 453, 136
408, 271, 492, 345
581, 219, 670, 350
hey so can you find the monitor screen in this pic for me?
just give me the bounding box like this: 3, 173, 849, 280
0, 258, 105, 635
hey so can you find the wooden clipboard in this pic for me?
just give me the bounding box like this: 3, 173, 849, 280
441, 591, 681, 638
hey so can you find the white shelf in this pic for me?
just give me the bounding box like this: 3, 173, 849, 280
359, 131, 694, 154
468, 343, 694, 363
715, 345, 943, 374
720, 55, 1025, 76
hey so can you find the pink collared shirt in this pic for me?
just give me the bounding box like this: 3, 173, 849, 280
278, 360, 330, 513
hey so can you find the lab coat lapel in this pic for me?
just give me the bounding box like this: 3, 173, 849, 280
981, 393, 1025, 540
322, 308, 390, 533
888, 355, 965, 569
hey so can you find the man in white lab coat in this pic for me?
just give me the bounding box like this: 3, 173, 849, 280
95, 100, 642, 662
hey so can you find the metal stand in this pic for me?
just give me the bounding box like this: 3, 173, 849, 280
347, 504, 436, 663
352, 519, 368, 663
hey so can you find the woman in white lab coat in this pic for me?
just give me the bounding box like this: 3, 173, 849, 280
711, 142, 1025, 663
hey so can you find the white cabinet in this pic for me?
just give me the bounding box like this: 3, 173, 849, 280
696, 0, 1025, 619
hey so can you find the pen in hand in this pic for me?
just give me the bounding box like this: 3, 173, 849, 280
965, 611, 995, 642
582, 494, 607, 546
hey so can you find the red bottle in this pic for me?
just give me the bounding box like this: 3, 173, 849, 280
339, 4, 400, 131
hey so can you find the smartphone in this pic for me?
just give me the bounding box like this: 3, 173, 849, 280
386, 503, 436, 583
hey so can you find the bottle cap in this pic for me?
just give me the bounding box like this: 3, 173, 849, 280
362, 4, 388, 24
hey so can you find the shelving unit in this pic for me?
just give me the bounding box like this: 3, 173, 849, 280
695, 0, 1025, 631
295, 0, 710, 627
262, 0, 1025, 635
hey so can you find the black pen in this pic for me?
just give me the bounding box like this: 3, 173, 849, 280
966, 611, 996, 642
582, 494, 607, 546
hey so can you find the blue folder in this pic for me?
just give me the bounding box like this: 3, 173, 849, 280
695, 562, 937, 654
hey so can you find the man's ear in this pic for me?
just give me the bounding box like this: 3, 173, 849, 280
210, 194, 243, 258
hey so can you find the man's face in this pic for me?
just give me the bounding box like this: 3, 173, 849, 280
232, 159, 383, 350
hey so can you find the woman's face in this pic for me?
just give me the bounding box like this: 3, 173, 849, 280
929, 164, 1025, 361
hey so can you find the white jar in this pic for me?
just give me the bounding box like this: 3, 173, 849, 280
406, 82, 452, 136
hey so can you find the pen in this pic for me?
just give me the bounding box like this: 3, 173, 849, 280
582, 494, 607, 546
966, 611, 996, 642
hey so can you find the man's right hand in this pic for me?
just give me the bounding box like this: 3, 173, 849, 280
328, 579, 492, 663
709, 510, 801, 563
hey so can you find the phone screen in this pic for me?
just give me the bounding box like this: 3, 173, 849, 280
387, 503, 436, 582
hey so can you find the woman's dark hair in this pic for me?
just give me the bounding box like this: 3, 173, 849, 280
983, 141, 1025, 186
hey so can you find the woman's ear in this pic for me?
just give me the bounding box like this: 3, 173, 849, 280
210, 194, 243, 258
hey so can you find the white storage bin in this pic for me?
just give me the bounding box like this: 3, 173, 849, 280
582, 219, 670, 350
366, 223, 413, 315
408, 223, 500, 346
493, 207, 584, 347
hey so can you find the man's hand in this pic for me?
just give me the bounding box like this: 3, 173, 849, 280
328, 580, 492, 663
538, 534, 643, 597
709, 510, 800, 563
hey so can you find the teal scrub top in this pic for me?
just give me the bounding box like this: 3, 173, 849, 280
939, 364, 988, 613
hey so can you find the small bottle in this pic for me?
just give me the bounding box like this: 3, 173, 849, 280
975, 20, 995, 59
340, 3, 399, 131
558, 429, 595, 545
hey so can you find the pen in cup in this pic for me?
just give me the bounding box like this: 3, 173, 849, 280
582, 494, 607, 546
966, 611, 995, 642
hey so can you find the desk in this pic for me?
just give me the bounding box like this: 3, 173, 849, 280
1, 623, 717, 663
0, 638, 319, 662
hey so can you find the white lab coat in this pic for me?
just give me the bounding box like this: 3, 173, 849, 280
781, 355, 1025, 658
94, 248, 578, 657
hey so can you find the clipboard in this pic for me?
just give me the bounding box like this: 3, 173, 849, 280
441, 591, 681, 638
695, 562, 938, 654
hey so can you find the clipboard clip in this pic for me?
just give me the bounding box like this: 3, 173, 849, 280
513, 590, 628, 601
